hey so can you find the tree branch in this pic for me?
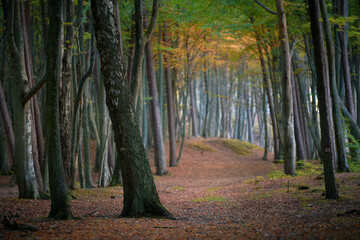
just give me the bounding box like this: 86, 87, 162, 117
22, 64, 47, 105
252, 0, 277, 15
144, 0, 159, 42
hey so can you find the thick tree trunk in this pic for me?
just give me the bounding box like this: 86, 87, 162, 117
275, 0, 296, 175
91, 0, 173, 219
46, 0, 74, 219
308, 0, 338, 199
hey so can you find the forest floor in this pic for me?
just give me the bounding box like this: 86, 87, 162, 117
0, 137, 360, 239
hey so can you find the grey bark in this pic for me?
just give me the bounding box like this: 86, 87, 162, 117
276, 0, 296, 175
145, 40, 167, 176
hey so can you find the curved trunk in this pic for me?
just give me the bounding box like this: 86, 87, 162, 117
92, 0, 173, 219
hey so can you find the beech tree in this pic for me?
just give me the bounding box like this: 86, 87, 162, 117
91, 0, 174, 218
308, 0, 338, 199
46, 0, 74, 219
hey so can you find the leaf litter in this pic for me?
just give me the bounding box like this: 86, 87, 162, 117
0, 138, 359, 239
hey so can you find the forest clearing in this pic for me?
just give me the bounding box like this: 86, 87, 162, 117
1, 138, 360, 239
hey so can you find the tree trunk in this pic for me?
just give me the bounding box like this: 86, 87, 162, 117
275, 0, 296, 175
163, 22, 177, 167
91, 0, 173, 219
4, 0, 40, 199
60, 0, 75, 188
46, 0, 74, 219
258, 43, 279, 160
145, 40, 167, 176
320, 0, 348, 171
308, 0, 338, 199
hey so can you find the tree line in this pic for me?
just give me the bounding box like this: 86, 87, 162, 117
0, 0, 359, 219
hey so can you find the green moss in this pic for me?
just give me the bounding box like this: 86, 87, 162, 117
188, 141, 215, 152
205, 187, 221, 192
243, 176, 265, 184
73, 186, 121, 199
221, 139, 260, 155
248, 192, 273, 199
171, 186, 185, 190
193, 195, 227, 202
268, 160, 323, 180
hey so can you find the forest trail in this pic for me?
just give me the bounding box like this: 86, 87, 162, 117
1, 138, 360, 239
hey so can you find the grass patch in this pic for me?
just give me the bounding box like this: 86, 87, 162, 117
205, 187, 221, 192
171, 186, 185, 190
188, 141, 215, 152
221, 139, 260, 155
73, 186, 121, 199
248, 192, 273, 200
244, 176, 265, 184
268, 160, 323, 180
193, 195, 227, 202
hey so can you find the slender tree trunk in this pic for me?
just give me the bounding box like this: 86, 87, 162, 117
145, 40, 167, 176
292, 73, 306, 160
163, 22, 177, 167
92, 0, 173, 219
189, 79, 198, 137
308, 0, 338, 199
320, 0, 348, 171
60, 0, 74, 187
82, 82, 94, 188
276, 0, 296, 175
262, 87, 269, 160
257, 43, 279, 160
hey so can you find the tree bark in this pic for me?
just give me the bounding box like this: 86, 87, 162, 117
45, 0, 74, 218
91, 0, 174, 219
275, 0, 296, 175
60, 0, 75, 188
145, 40, 167, 176
320, 0, 348, 171
257, 41, 279, 160
163, 22, 177, 167
308, 0, 338, 199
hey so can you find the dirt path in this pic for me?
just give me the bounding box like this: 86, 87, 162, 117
1, 138, 359, 239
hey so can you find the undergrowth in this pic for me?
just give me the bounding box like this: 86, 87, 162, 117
188, 141, 215, 152
221, 139, 261, 156
193, 195, 227, 202
268, 160, 323, 179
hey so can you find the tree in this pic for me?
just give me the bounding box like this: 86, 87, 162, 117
308, 0, 338, 199
145, 39, 168, 176
275, 0, 296, 176
3, 0, 40, 199
163, 22, 177, 167
46, 0, 74, 219
91, 0, 174, 218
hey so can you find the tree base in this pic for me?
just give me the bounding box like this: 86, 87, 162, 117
120, 200, 175, 220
